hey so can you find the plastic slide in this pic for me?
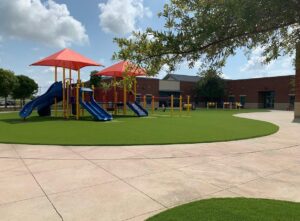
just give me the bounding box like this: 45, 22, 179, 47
79, 88, 112, 121
19, 81, 63, 119
127, 102, 148, 117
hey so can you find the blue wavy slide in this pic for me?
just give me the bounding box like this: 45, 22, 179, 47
19, 81, 63, 119
79, 88, 112, 121
127, 102, 148, 117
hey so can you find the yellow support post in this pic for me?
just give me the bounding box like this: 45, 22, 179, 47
54, 67, 57, 82
76, 83, 80, 120
62, 68, 66, 118
81, 82, 84, 116
171, 95, 174, 116
179, 95, 182, 114
77, 69, 81, 119
134, 78, 137, 101
66, 81, 69, 119
54, 66, 57, 117
91, 85, 95, 99
143, 95, 146, 109
114, 76, 117, 115
68, 69, 72, 117
69, 68, 72, 83
115, 92, 118, 114
151, 96, 155, 114
187, 95, 190, 114
123, 81, 127, 115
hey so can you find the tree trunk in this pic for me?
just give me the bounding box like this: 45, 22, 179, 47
4, 96, 7, 109
295, 43, 300, 119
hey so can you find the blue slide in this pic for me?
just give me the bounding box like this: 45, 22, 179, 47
79, 88, 112, 121
127, 102, 148, 117
19, 81, 63, 119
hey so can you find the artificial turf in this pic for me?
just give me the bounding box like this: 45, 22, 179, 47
146, 198, 300, 221
0, 109, 278, 145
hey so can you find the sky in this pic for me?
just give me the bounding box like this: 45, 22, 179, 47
0, 0, 295, 94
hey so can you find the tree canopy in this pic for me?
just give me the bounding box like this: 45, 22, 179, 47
12, 75, 38, 104
113, 0, 300, 75
195, 70, 225, 102
0, 68, 18, 107
89, 70, 102, 87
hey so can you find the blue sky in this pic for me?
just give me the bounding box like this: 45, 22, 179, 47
0, 0, 295, 94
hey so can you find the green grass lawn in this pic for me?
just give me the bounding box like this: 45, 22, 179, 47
0, 109, 278, 145
147, 198, 300, 221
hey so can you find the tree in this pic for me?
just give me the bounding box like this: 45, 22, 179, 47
113, 0, 300, 117
114, 0, 298, 73
0, 68, 18, 108
12, 75, 38, 107
89, 70, 102, 87
195, 70, 225, 103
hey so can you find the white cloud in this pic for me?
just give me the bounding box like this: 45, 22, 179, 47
220, 73, 229, 79
25, 67, 54, 95
241, 47, 294, 77
98, 0, 152, 35
0, 0, 88, 47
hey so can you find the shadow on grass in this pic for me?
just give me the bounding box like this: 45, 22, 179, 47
1, 114, 141, 124
0, 115, 96, 124
112, 114, 137, 118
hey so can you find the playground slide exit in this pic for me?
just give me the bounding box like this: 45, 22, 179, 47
127, 102, 148, 117
19, 82, 63, 119
79, 88, 112, 121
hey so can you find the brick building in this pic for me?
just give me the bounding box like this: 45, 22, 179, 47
226, 75, 295, 110
93, 74, 295, 110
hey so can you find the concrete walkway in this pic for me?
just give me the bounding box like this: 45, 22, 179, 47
0, 111, 299, 221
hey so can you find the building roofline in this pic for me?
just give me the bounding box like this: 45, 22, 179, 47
226, 74, 295, 81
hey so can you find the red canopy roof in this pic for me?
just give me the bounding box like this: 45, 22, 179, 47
95, 61, 146, 77
31, 48, 102, 70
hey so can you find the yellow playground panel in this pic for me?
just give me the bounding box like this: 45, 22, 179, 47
207, 102, 217, 109
223, 102, 243, 109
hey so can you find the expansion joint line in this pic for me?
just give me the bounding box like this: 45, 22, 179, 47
11, 145, 64, 221
67, 147, 168, 209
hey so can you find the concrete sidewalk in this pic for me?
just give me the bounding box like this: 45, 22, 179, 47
0, 111, 299, 221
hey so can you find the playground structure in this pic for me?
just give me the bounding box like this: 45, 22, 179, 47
222, 102, 243, 109
92, 89, 192, 115
19, 48, 113, 121
19, 49, 154, 121
94, 61, 149, 117
207, 102, 218, 109
205, 101, 243, 109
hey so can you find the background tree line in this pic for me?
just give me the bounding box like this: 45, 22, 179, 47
0, 68, 38, 108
